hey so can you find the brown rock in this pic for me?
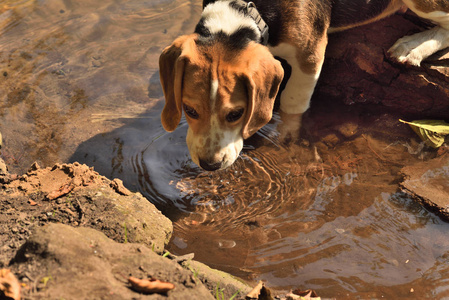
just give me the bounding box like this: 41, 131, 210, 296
11, 223, 213, 300
0, 162, 173, 255
317, 13, 449, 118
400, 154, 449, 220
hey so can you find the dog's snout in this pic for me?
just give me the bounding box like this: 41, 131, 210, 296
199, 159, 223, 171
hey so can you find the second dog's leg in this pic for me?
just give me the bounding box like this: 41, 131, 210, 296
388, 0, 449, 66
270, 42, 326, 141
270, 43, 323, 115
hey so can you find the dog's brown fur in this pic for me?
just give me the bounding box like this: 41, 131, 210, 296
160, 0, 449, 170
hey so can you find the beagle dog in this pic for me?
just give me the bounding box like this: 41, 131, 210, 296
159, 0, 449, 171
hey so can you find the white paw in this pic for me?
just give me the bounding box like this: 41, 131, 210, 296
388, 35, 425, 66
388, 26, 449, 66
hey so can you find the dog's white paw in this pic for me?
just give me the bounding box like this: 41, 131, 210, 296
388, 35, 425, 66
388, 26, 449, 66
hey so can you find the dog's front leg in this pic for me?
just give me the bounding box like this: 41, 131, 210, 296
270, 41, 326, 142
389, 0, 449, 66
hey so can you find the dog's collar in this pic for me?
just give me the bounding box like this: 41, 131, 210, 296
231, 1, 269, 45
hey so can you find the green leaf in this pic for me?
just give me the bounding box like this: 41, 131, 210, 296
41, 275, 52, 287
399, 119, 449, 148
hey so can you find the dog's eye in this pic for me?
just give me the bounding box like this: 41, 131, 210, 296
226, 108, 244, 123
183, 104, 199, 119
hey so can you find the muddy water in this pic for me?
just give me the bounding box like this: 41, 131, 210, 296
2, 0, 449, 299
0, 0, 200, 171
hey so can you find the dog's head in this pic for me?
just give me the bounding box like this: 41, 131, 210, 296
159, 34, 283, 171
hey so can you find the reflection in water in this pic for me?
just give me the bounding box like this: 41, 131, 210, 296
2, 0, 449, 298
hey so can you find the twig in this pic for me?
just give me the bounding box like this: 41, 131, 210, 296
362, 134, 403, 166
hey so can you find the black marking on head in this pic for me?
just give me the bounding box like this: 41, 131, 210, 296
194, 18, 211, 38
228, 27, 259, 49
199, 0, 284, 46
196, 26, 259, 51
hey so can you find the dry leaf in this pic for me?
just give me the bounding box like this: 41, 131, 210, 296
400, 119, 449, 148
128, 276, 175, 294
110, 178, 132, 196
246, 281, 273, 300
0, 269, 21, 300
287, 289, 321, 300
47, 184, 74, 200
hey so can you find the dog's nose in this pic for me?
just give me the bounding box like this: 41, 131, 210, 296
199, 159, 222, 171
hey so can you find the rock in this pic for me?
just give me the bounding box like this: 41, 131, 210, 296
180, 259, 252, 300
11, 223, 214, 300
0, 162, 173, 256
337, 122, 358, 138
321, 133, 340, 148
317, 13, 449, 118
83, 185, 173, 253
400, 154, 449, 220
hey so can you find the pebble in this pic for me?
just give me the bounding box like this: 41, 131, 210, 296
322, 134, 339, 147
338, 122, 359, 138
390, 259, 399, 267
218, 240, 236, 249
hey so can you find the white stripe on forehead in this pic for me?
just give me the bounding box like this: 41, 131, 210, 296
201, 1, 259, 36
210, 78, 219, 108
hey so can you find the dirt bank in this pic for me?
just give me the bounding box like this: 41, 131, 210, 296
0, 160, 252, 299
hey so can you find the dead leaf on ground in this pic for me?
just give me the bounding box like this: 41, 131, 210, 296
0, 269, 21, 300
47, 184, 74, 200
287, 289, 321, 300
128, 276, 175, 294
400, 119, 449, 148
110, 178, 132, 196
246, 281, 273, 300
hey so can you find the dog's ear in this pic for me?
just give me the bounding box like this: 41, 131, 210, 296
241, 44, 284, 139
159, 34, 197, 132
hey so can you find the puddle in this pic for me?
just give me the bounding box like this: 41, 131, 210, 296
2, 0, 449, 299
72, 102, 449, 299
